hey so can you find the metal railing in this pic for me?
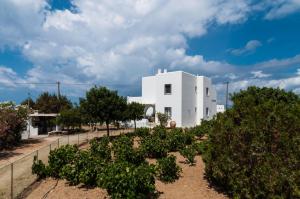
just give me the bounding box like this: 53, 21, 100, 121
0, 129, 130, 199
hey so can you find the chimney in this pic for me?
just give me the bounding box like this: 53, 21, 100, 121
157, 69, 162, 74
163, 69, 167, 73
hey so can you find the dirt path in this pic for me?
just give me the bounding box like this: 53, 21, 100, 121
24, 152, 227, 199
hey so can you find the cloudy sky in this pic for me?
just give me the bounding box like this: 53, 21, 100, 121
1, 0, 300, 104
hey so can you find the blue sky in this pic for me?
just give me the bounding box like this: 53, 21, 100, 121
1, 0, 300, 104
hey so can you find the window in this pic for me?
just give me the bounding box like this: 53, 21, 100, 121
206, 87, 210, 96
206, 107, 210, 117
195, 107, 197, 112
164, 84, 172, 95
195, 86, 197, 93
164, 107, 172, 118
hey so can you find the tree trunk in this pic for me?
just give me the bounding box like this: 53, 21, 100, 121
106, 120, 110, 137
134, 119, 137, 132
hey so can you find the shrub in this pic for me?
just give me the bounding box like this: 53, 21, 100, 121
140, 135, 168, 158
135, 127, 150, 138
157, 112, 169, 127
156, 155, 181, 183
90, 136, 111, 161
166, 128, 189, 151
112, 135, 145, 165
48, 145, 79, 177
180, 145, 197, 165
0, 103, 27, 149
204, 87, 300, 198
152, 126, 167, 139
97, 162, 156, 199
32, 156, 49, 179
192, 141, 210, 155
188, 119, 213, 138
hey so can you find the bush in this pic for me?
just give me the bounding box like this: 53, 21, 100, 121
112, 135, 145, 165
140, 135, 168, 158
48, 145, 79, 177
180, 145, 197, 165
204, 87, 300, 198
156, 155, 181, 183
192, 141, 210, 155
188, 119, 213, 138
152, 126, 167, 139
135, 127, 150, 138
90, 136, 111, 161
97, 162, 156, 199
0, 103, 27, 149
32, 156, 49, 179
166, 128, 185, 151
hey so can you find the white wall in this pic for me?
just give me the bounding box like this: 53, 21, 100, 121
155, 71, 183, 127
142, 76, 156, 104
181, 72, 197, 127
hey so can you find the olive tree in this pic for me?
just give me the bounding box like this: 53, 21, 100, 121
125, 102, 145, 131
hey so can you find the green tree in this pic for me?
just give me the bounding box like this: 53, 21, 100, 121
0, 102, 27, 149
56, 108, 82, 130
35, 92, 72, 113
125, 102, 145, 131
204, 87, 300, 198
20, 97, 36, 109
80, 86, 127, 136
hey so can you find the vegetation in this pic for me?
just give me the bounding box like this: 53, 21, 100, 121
80, 86, 127, 136
35, 92, 72, 113
157, 112, 169, 127
203, 87, 300, 198
125, 102, 145, 131
0, 102, 27, 149
56, 107, 82, 130
180, 145, 197, 165
156, 155, 181, 183
135, 127, 150, 137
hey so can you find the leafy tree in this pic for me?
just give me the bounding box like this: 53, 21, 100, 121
20, 97, 36, 109
204, 87, 300, 198
0, 102, 27, 149
56, 107, 82, 130
157, 112, 169, 127
35, 92, 72, 113
80, 86, 127, 136
125, 102, 145, 131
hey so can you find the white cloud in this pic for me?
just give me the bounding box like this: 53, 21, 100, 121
229, 40, 262, 56
0, 66, 25, 87
264, 0, 300, 20
251, 70, 271, 78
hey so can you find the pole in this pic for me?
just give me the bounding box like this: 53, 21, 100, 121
225, 81, 229, 110
28, 92, 31, 139
11, 163, 13, 199
57, 81, 61, 99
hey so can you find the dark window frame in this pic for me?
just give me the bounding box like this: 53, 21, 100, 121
164, 84, 172, 95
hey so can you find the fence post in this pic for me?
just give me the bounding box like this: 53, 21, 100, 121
77, 133, 79, 145
11, 163, 13, 199
37, 150, 39, 160
50, 143, 52, 151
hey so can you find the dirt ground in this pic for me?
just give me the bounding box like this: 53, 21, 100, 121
0, 136, 60, 168
24, 152, 227, 199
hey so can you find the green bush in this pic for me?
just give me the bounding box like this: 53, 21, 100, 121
180, 145, 197, 165
48, 145, 79, 177
166, 128, 194, 151
32, 156, 49, 179
152, 126, 167, 139
97, 162, 156, 199
156, 155, 181, 183
135, 127, 150, 137
140, 135, 168, 158
188, 119, 213, 138
90, 136, 111, 161
112, 135, 145, 165
192, 141, 210, 155
204, 87, 300, 198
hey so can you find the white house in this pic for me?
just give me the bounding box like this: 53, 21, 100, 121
217, 104, 225, 113
128, 69, 218, 127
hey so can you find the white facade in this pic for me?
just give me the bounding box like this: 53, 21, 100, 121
128, 70, 218, 127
